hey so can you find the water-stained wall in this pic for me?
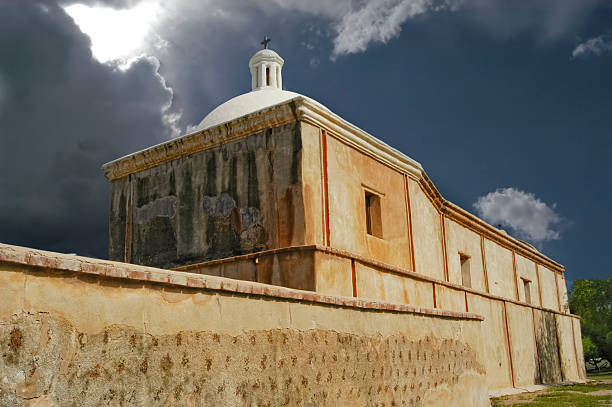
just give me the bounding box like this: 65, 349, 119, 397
109, 123, 305, 268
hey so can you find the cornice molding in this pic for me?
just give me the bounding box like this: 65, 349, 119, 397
102, 101, 298, 181
417, 175, 564, 273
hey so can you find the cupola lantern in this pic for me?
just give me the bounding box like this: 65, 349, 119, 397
249, 37, 284, 91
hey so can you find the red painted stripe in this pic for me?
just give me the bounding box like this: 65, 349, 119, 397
554, 272, 562, 312
432, 282, 437, 308
464, 291, 469, 313
535, 263, 543, 307
404, 175, 416, 272
512, 252, 519, 301
441, 213, 449, 281
570, 318, 582, 378
531, 307, 541, 383
480, 236, 490, 293
321, 130, 331, 247
351, 259, 357, 297
503, 301, 516, 388
124, 176, 133, 263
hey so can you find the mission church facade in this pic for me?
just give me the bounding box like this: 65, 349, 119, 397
0, 45, 585, 406
102, 46, 586, 393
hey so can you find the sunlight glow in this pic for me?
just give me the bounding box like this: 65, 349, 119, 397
64, 2, 159, 63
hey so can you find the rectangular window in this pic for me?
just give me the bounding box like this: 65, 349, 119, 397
522, 278, 532, 304
460, 254, 471, 288
365, 191, 383, 238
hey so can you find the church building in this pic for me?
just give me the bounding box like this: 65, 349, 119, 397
102, 44, 586, 395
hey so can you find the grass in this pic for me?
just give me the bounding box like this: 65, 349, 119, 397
491, 377, 612, 406
588, 372, 612, 381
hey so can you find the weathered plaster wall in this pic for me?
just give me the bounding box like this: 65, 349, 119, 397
175, 248, 316, 291
467, 294, 513, 390
557, 273, 569, 313
533, 308, 563, 383
298, 122, 325, 247
436, 285, 467, 313
514, 254, 540, 306
483, 239, 515, 300
556, 314, 581, 382
407, 179, 445, 281
444, 218, 486, 291
325, 134, 413, 270
572, 318, 587, 377
314, 251, 352, 297
506, 303, 539, 387
109, 122, 306, 269
539, 266, 559, 311
355, 263, 411, 305
0, 245, 489, 407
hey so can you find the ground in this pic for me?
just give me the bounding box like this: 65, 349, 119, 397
491, 373, 612, 406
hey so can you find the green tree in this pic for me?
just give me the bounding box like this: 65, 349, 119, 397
569, 277, 612, 370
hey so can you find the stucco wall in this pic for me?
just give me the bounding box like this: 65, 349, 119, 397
444, 218, 486, 291
109, 122, 306, 268
483, 239, 516, 300
0, 244, 489, 407
506, 303, 539, 387
468, 294, 513, 390
514, 254, 540, 306
324, 134, 413, 270
557, 273, 569, 312
539, 266, 560, 311
299, 122, 325, 247
407, 179, 445, 280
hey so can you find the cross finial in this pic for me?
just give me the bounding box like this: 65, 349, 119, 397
261, 36, 271, 49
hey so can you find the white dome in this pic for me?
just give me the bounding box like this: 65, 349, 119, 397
249, 48, 283, 65
195, 88, 310, 132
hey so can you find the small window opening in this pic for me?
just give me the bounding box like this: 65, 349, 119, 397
365, 191, 383, 238
522, 278, 532, 304
265, 66, 270, 86
460, 254, 471, 288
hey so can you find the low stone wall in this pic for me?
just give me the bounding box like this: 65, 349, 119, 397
0, 244, 489, 407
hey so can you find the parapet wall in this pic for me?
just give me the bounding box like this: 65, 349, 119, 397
0, 244, 489, 407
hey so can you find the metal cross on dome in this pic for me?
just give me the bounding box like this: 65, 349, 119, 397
261, 36, 271, 49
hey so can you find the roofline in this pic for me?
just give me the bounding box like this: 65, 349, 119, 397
101, 96, 424, 180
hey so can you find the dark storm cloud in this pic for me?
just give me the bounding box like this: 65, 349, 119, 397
0, 0, 173, 257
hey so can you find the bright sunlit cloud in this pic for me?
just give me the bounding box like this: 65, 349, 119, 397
64, 2, 160, 63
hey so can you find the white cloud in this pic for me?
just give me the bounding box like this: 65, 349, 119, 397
572, 33, 612, 58
331, 0, 458, 58
65, 1, 161, 63
473, 187, 561, 245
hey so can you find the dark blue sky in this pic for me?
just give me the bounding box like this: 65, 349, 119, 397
0, 0, 610, 287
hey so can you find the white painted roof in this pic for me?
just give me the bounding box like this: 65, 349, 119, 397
195, 47, 313, 132
195, 88, 313, 132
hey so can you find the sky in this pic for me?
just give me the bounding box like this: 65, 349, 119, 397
0, 0, 610, 288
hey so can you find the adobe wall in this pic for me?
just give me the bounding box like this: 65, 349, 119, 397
108, 121, 306, 268
0, 244, 489, 407
99, 101, 585, 398
293, 120, 585, 392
